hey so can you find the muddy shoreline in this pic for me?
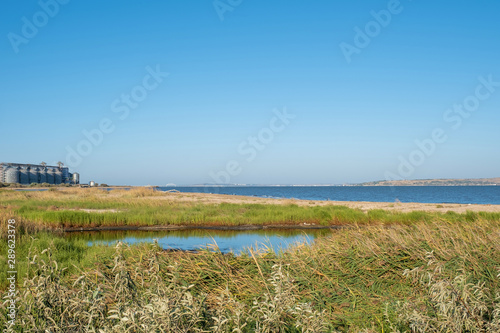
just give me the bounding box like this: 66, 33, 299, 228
62, 223, 342, 232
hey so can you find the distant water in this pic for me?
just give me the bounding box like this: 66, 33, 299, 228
158, 186, 500, 205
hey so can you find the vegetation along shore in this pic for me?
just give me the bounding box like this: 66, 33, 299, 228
1, 187, 499, 332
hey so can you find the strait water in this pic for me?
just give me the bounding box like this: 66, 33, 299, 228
158, 185, 500, 205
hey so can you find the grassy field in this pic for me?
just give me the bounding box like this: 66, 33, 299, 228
1, 187, 499, 230
1, 187, 499, 332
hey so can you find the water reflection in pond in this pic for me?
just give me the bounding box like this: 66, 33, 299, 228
65, 229, 332, 254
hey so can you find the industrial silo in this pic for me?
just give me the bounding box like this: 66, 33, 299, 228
5, 166, 19, 184
72, 172, 80, 184
29, 167, 39, 184
39, 168, 47, 183
62, 167, 70, 183
46, 168, 55, 184
0, 164, 5, 182
54, 169, 63, 184
19, 166, 29, 184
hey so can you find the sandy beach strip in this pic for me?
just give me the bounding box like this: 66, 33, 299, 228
147, 191, 500, 214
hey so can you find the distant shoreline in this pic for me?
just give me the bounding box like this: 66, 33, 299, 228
150, 191, 500, 214
3, 175, 499, 189
165, 184, 499, 187
358, 177, 499, 187
63, 223, 336, 232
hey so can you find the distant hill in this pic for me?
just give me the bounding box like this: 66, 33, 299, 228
359, 177, 500, 186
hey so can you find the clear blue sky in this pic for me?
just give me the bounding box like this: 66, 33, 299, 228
1, 0, 499, 185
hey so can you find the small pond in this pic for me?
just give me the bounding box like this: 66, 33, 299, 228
65, 229, 332, 254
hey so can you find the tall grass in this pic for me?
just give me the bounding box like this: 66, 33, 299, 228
1, 242, 330, 332
386, 252, 500, 332
1, 218, 499, 332
0, 231, 117, 290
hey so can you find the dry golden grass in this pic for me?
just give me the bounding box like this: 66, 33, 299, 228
2, 218, 497, 332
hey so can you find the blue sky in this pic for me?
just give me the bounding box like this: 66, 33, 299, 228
1, 0, 499, 185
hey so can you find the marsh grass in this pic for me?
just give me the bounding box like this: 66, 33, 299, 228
1, 188, 499, 331
1, 188, 499, 230
1, 218, 499, 332
1, 241, 330, 332
386, 252, 500, 332
0, 231, 117, 290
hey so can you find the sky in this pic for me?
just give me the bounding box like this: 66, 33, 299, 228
1, 0, 499, 185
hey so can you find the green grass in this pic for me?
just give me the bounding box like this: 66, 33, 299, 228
0, 232, 116, 289
1, 188, 499, 229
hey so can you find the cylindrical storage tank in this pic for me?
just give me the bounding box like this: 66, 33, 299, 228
54, 169, 62, 184
29, 167, 39, 184
19, 166, 29, 184
61, 167, 70, 183
89, 181, 96, 187
46, 168, 55, 184
5, 166, 19, 184
39, 169, 47, 184
72, 173, 80, 184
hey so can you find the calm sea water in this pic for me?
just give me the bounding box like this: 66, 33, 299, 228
158, 186, 500, 205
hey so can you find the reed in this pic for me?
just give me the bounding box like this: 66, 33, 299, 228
1, 218, 498, 332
